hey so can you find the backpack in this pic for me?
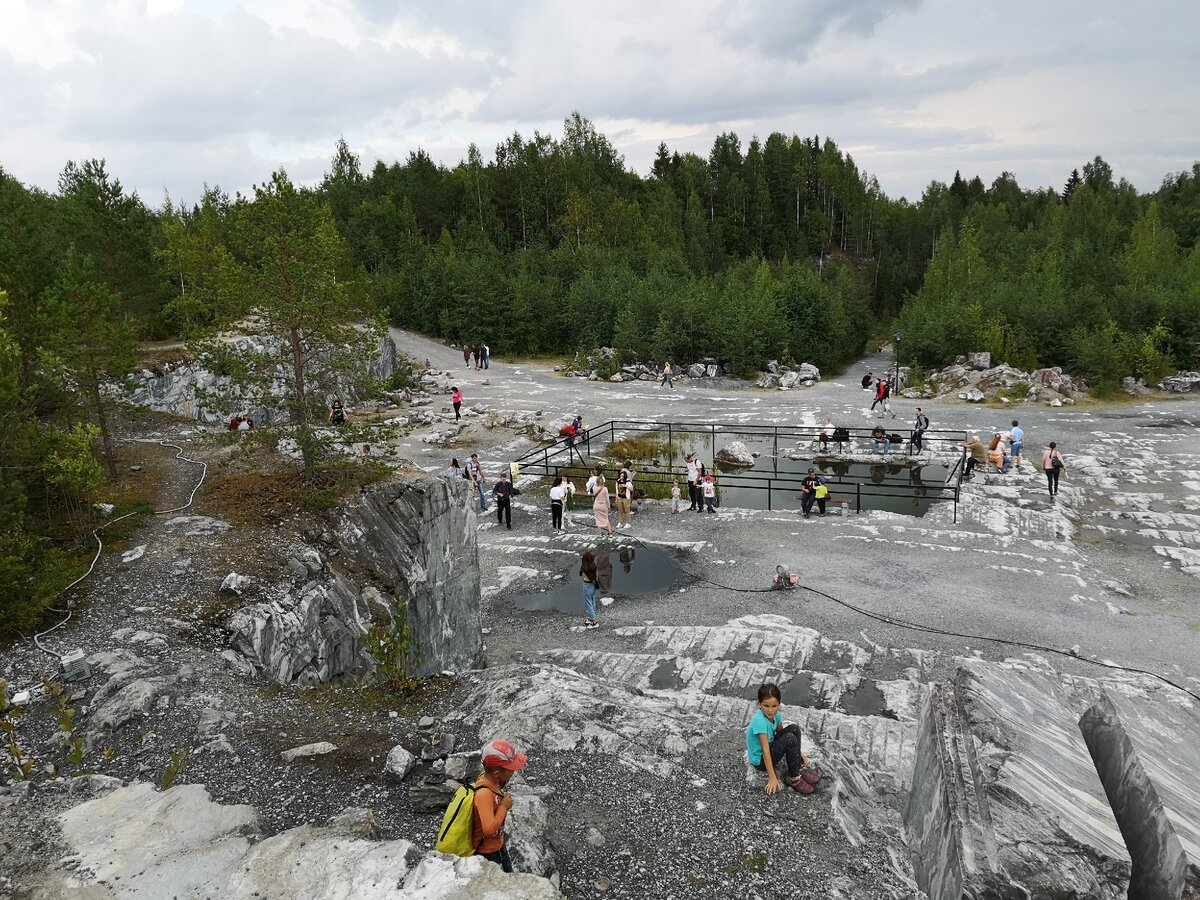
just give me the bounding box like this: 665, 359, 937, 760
917, 414, 929, 430
436, 784, 486, 856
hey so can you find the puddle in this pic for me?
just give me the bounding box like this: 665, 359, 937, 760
511, 544, 688, 614
839, 680, 898, 719
648, 658, 685, 690
779, 672, 831, 709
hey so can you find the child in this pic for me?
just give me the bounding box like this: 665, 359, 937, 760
671, 479, 682, 514
703, 474, 717, 514
472, 739, 527, 873
580, 551, 599, 628
746, 683, 819, 795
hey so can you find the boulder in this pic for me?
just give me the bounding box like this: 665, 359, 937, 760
959, 388, 985, 403
226, 571, 373, 685
281, 741, 338, 762
795, 362, 821, 381
778, 371, 801, 389
715, 441, 755, 468
705, 364, 720, 378
333, 474, 482, 678
755, 373, 780, 389
1157, 371, 1200, 393
25, 782, 562, 898
967, 351, 991, 370
687, 363, 706, 379
221, 572, 252, 596
384, 746, 417, 781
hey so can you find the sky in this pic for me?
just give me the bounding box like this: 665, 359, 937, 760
1, 0, 1196, 205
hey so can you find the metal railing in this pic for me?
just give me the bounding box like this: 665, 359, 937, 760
513, 420, 970, 522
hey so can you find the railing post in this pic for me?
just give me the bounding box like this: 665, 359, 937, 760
668, 423, 673, 469
856, 482, 861, 514
773, 428, 778, 477
767, 481, 772, 511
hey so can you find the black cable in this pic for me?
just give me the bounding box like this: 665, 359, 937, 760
619, 534, 1200, 704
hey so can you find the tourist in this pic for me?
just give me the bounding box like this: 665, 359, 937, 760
468, 453, 488, 511
482, 343, 490, 370
1042, 442, 1066, 497
963, 435, 986, 479
446, 457, 462, 480
472, 739, 528, 872
912, 408, 930, 453
492, 472, 514, 529
747, 683, 820, 796
580, 552, 599, 629
814, 478, 829, 516
228, 415, 241, 431
870, 378, 888, 414
463, 345, 472, 369
361, 444, 371, 458
703, 474, 717, 514
660, 361, 674, 388
832, 426, 851, 452
329, 399, 346, 426
592, 475, 613, 536
987, 434, 1007, 473
685, 453, 699, 510
871, 425, 890, 455
671, 479, 682, 514
549, 478, 566, 530
475, 343, 484, 372
695, 463, 708, 514
861, 371, 873, 391
620, 459, 637, 514
614, 472, 633, 529
585, 465, 603, 496
818, 417, 833, 452
237, 416, 251, 431
451, 386, 463, 421
1010, 419, 1024, 470
801, 468, 821, 518
559, 473, 577, 529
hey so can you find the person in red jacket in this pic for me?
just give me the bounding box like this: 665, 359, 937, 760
472, 739, 528, 872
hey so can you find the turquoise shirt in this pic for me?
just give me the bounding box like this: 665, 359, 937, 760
745, 709, 781, 766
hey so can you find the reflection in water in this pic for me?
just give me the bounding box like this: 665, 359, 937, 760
619, 547, 636, 573
595, 551, 613, 593
511, 545, 685, 614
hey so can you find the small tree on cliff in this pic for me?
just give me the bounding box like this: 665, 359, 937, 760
195, 170, 378, 474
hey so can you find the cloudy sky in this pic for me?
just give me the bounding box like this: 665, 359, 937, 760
2, 0, 1196, 205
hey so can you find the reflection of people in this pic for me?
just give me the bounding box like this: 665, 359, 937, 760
595, 548, 613, 593
619, 547, 636, 573
870, 464, 885, 485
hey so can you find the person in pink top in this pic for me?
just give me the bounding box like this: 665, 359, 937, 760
451, 387, 462, 421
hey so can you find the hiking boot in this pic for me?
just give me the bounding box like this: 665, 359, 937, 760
800, 771, 820, 784
786, 775, 814, 794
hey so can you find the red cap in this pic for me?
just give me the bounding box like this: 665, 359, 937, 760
480, 739, 527, 771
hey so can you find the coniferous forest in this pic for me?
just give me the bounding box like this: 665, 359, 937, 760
2, 113, 1199, 630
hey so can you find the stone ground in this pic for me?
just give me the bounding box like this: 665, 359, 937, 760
2, 330, 1198, 898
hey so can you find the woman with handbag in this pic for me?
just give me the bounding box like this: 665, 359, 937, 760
1042, 442, 1066, 497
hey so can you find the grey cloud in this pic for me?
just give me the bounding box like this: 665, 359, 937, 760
715, 0, 923, 61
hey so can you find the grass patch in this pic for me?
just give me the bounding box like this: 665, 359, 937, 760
606, 432, 670, 463
201, 458, 393, 526
195, 593, 244, 628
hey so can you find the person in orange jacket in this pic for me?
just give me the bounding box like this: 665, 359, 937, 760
471, 739, 528, 872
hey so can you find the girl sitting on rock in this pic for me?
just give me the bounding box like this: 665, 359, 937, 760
746, 683, 820, 795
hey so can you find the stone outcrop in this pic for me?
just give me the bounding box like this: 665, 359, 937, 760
124, 332, 398, 425
333, 473, 483, 677
226, 567, 374, 685
1159, 371, 1200, 393
20, 782, 560, 899
907, 361, 1088, 405
714, 440, 756, 467
755, 361, 821, 389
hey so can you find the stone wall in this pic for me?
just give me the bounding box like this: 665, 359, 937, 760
334, 473, 483, 677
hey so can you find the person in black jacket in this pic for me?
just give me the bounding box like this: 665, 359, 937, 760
493, 472, 515, 529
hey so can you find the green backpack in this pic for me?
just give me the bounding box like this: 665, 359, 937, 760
436, 784, 488, 856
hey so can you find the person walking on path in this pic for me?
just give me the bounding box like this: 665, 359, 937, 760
580, 552, 600, 629
1009, 420, 1024, 470
1042, 442, 1066, 497
671, 479, 682, 514
482, 343, 490, 370
870, 378, 888, 415
474, 343, 485, 372
702, 474, 717, 514
468, 453, 488, 511
660, 361, 674, 388
592, 475, 613, 536
685, 454, 699, 510
471, 739, 528, 872
492, 472, 515, 529
463, 345, 472, 369
912, 408, 930, 453
451, 386, 463, 421
549, 479, 566, 530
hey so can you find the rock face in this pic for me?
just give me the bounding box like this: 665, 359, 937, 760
1159, 371, 1200, 393
334, 474, 483, 677
20, 782, 560, 899
124, 332, 398, 425
714, 441, 755, 468
905, 660, 1133, 899
226, 568, 374, 685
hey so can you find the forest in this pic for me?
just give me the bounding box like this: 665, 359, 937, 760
2, 112, 1199, 633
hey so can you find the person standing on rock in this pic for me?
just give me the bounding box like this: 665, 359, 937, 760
446, 458, 463, 480
492, 472, 514, 529
549, 478, 566, 530
1042, 442, 1066, 498
660, 361, 674, 388
451, 386, 463, 421
468, 453, 488, 511
685, 454, 699, 510
580, 552, 600, 628
1010, 420, 1024, 471
592, 475, 613, 536
472, 739, 528, 872
912, 408, 930, 453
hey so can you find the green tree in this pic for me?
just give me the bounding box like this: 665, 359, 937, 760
42, 251, 137, 477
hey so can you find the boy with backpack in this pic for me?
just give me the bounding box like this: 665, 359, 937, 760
435, 739, 528, 872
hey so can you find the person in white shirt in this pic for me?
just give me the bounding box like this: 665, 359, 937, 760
585, 466, 602, 496
549, 481, 566, 530
558, 473, 577, 529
